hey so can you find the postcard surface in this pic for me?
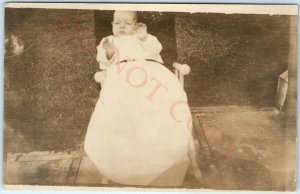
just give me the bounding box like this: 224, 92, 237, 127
3, 3, 298, 191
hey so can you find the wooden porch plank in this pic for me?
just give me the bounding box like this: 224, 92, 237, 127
192, 113, 211, 152
66, 157, 82, 184
192, 112, 221, 174
75, 156, 108, 185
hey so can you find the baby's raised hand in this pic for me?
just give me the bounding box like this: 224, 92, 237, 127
102, 38, 115, 59
135, 23, 148, 41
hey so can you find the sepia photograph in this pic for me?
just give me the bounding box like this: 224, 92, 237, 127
3, 3, 298, 191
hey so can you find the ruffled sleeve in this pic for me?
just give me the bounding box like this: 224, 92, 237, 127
96, 35, 116, 70
139, 34, 163, 63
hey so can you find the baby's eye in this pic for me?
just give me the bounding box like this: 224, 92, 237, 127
126, 22, 132, 25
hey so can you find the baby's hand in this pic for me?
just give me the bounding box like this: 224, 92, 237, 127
135, 23, 148, 41
102, 38, 115, 59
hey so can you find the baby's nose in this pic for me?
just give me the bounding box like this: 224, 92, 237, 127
120, 22, 125, 28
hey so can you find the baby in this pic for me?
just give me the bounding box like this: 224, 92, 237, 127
95, 11, 163, 82
86, 10, 196, 186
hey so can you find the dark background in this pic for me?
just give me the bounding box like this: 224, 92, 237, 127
4, 8, 297, 153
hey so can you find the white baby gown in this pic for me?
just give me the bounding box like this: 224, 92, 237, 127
84, 35, 192, 186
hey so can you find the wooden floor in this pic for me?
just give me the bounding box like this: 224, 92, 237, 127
5, 106, 296, 190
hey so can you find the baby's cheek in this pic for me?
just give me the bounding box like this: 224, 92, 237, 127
127, 26, 136, 34
112, 26, 120, 36
112, 29, 117, 36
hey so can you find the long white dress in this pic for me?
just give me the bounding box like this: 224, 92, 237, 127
84, 35, 192, 186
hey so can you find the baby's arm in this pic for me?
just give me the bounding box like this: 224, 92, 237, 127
140, 34, 163, 55
96, 36, 115, 70
135, 23, 162, 56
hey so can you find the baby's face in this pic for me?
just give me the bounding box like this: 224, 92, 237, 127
112, 11, 136, 37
